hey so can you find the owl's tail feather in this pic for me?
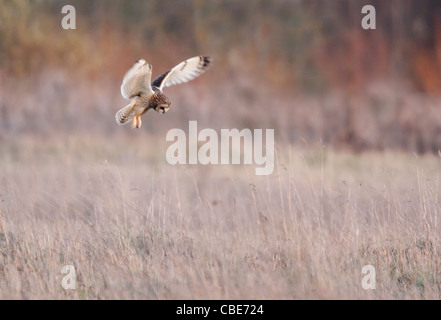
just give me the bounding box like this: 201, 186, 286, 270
116, 101, 135, 125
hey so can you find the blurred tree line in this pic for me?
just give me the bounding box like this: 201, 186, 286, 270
1, 0, 441, 94
1, 0, 441, 152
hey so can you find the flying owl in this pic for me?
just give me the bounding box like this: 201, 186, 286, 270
116, 55, 212, 129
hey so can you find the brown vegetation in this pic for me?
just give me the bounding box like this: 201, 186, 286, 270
1, 0, 441, 151
1, 0, 441, 299
1, 137, 441, 299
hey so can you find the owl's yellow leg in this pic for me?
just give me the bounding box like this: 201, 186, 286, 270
131, 115, 144, 129
131, 116, 138, 129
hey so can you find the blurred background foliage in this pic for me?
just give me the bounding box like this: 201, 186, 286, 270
1, 0, 441, 152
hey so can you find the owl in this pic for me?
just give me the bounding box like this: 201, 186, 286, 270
116, 55, 212, 129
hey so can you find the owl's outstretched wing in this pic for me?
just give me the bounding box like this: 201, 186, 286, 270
121, 59, 154, 99
151, 56, 212, 90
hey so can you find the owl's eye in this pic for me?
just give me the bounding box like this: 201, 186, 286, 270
157, 105, 169, 114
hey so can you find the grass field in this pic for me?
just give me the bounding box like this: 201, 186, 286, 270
1, 134, 440, 299
2, 0, 441, 301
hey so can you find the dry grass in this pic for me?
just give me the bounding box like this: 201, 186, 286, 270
0, 134, 440, 299
2, 0, 441, 301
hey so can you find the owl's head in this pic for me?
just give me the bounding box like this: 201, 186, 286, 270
153, 91, 171, 114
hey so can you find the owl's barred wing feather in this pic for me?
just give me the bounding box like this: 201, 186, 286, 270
152, 56, 212, 90
115, 101, 135, 125
121, 59, 154, 99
